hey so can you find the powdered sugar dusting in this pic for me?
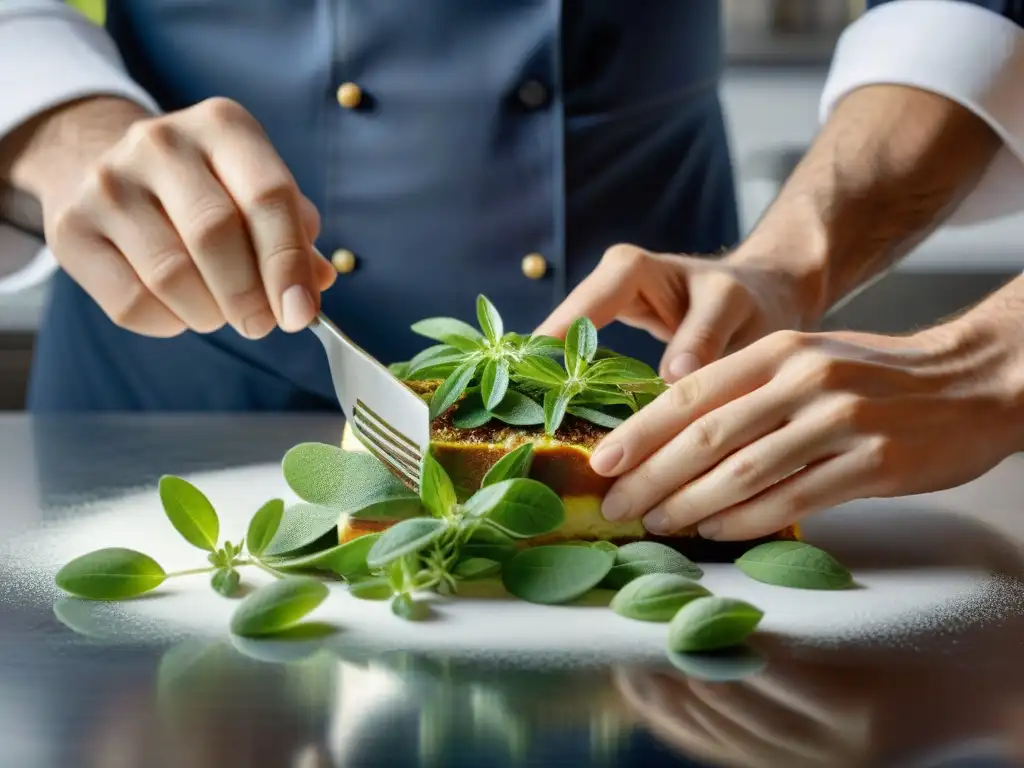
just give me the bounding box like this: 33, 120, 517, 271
2, 463, 1022, 661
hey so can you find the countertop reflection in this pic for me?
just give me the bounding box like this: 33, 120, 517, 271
1, 415, 1024, 768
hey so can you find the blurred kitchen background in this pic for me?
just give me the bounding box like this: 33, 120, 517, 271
0, 0, 1017, 408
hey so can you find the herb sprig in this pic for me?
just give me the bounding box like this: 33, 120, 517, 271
395, 295, 667, 434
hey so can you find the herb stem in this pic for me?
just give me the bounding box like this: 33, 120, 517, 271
165, 566, 217, 579
240, 558, 288, 580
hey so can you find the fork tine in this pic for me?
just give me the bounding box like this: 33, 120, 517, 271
354, 399, 422, 467
351, 421, 422, 492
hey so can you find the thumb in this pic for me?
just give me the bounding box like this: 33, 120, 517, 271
659, 292, 747, 382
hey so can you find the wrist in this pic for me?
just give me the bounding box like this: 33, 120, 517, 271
5, 96, 150, 208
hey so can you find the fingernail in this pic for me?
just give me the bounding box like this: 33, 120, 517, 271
698, 519, 722, 539
643, 509, 673, 535
281, 285, 315, 331
668, 353, 701, 379
241, 309, 276, 340
590, 443, 624, 475
601, 489, 631, 521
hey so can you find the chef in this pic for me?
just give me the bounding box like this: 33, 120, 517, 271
537, 2, 1024, 539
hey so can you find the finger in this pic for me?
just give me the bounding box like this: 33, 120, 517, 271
601, 379, 792, 523
192, 111, 318, 332
138, 132, 275, 339
640, 411, 839, 535
659, 281, 749, 382
696, 442, 884, 541
299, 194, 321, 242
54, 225, 186, 338
313, 250, 338, 292
590, 337, 784, 477
533, 245, 648, 337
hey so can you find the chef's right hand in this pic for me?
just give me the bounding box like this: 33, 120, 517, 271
40, 97, 336, 338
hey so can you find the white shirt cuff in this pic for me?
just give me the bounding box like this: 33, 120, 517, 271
0, 0, 162, 295
820, 0, 1024, 226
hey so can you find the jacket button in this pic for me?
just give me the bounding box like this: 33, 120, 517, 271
336, 82, 363, 109
517, 79, 549, 110
521, 253, 548, 280
331, 248, 357, 274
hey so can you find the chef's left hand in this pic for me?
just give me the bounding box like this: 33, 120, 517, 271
590, 327, 1020, 540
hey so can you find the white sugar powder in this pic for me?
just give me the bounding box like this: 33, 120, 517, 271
2, 463, 1022, 663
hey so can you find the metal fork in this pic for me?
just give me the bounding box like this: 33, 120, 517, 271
308, 310, 429, 492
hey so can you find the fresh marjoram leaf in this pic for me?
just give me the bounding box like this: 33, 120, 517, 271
246, 499, 284, 558
420, 450, 457, 518
261, 503, 341, 558
430, 359, 480, 420
410, 317, 484, 350
476, 294, 503, 342
735, 541, 853, 590
610, 573, 710, 622
585, 357, 659, 384
514, 355, 568, 388
565, 405, 624, 429
543, 387, 572, 435
349, 576, 394, 601
453, 557, 502, 580
391, 593, 431, 621
347, 497, 425, 522
230, 576, 330, 638
282, 443, 417, 513
481, 358, 510, 411
564, 316, 598, 377
452, 390, 493, 429
158, 475, 220, 552
603, 542, 704, 589
668, 596, 764, 653
56, 548, 166, 600
366, 517, 447, 570
489, 389, 545, 425
480, 443, 535, 488
460, 526, 518, 563
502, 545, 614, 605
272, 533, 381, 579
462, 478, 564, 539
212, 568, 241, 597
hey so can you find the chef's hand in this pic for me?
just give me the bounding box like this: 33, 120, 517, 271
588, 326, 1022, 540
534, 244, 815, 381
31, 96, 336, 338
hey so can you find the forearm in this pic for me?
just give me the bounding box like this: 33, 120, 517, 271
733, 84, 1002, 326
0, 96, 149, 206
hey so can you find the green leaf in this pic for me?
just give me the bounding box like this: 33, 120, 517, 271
261, 503, 341, 558
282, 443, 417, 513
452, 389, 493, 428
461, 526, 518, 563
211, 568, 241, 597
366, 517, 447, 569
502, 545, 614, 605
585, 357, 659, 384
481, 443, 535, 487
405, 344, 466, 379
543, 387, 572, 435
564, 316, 598, 376
566, 406, 624, 429
609, 573, 710, 622
575, 386, 637, 410
349, 576, 394, 601
590, 541, 619, 554
410, 317, 484, 350
272, 533, 381, 579
229, 576, 330, 638
490, 389, 545, 426
735, 541, 853, 590
429, 359, 481, 420
523, 335, 564, 356
463, 478, 565, 539
391, 593, 432, 621
347, 497, 425, 522
476, 295, 503, 342
603, 542, 704, 589
246, 499, 284, 558
55, 547, 166, 600
388, 361, 411, 378
514, 355, 568, 388
453, 557, 501, 580
420, 450, 457, 518
158, 475, 219, 552
481, 358, 510, 411
668, 596, 764, 652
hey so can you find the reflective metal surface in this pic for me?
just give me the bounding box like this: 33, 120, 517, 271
1, 415, 1024, 768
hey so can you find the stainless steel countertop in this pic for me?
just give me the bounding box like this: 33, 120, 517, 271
1, 415, 1023, 768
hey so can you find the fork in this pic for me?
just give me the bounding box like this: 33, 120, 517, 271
308, 309, 430, 493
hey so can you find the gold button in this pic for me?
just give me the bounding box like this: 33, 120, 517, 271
336, 82, 363, 109
331, 248, 357, 274
521, 253, 548, 280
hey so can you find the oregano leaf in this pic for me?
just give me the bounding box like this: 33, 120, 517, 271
735, 541, 853, 590
462, 478, 564, 538
476, 294, 503, 342
246, 499, 284, 558
609, 573, 710, 622
489, 389, 545, 426
429, 358, 480, 420
420, 450, 457, 518
452, 390, 493, 428
229, 577, 329, 638
271, 533, 381, 579
366, 517, 447, 570
55, 548, 166, 600
453, 558, 501, 580
158, 475, 219, 552
603, 542, 704, 589
502, 545, 614, 605
211, 568, 241, 597
564, 316, 598, 376
410, 317, 484, 350
543, 386, 571, 435
514, 356, 568, 388
566, 405, 624, 429
481, 443, 535, 487
585, 357, 659, 384
668, 596, 764, 653
481, 358, 510, 411
391, 593, 432, 621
